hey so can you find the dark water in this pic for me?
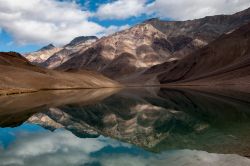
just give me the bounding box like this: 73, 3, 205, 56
0, 87, 250, 166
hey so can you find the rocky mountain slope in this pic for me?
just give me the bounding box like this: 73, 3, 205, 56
25, 36, 98, 69
56, 7, 250, 81
25, 44, 62, 64
42, 36, 98, 69
0, 52, 119, 95
142, 21, 250, 86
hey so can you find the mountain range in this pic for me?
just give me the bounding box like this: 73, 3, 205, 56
1, 7, 250, 94
25, 7, 250, 86
25, 36, 98, 68
140, 21, 250, 86
25, 44, 62, 64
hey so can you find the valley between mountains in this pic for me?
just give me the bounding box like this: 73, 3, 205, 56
1, 7, 250, 94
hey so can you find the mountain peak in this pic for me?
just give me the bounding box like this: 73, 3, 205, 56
65, 36, 98, 47
143, 18, 160, 23
38, 44, 55, 51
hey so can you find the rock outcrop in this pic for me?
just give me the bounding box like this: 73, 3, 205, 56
25, 36, 98, 69
42, 36, 98, 69
25, 44, 62, 64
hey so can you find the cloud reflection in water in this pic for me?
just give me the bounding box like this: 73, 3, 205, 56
0, 124, 249, 166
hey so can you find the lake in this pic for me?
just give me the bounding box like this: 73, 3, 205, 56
0, 87, 250, 166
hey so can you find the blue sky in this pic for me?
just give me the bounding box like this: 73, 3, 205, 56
0, 0, 249, 53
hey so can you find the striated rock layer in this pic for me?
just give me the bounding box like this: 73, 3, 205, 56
143, 22, 250, 86
56, 8, 250, 82
25, 36, 98, 69
42, 36, 98, 69
25, 44, 62, 64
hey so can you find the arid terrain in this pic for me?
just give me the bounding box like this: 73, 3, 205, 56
25, 36, 98, 69
1, 1, 250, 166
139, 22, 250, 87
1, 8, 250, 95
0, 52, 120, 95
25, 7, 250, 85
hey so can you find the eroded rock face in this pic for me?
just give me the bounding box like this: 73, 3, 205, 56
24, 36, 98, 68
64, 36, 98, 48
57, 23, 204, 80
23, 8, 250, 83
42, 36, 98, 69
57, 8, 250, 82
57, 24, 171, 79
132, 10, 250, 86
152, 22, 250, 86
25, 44, 62, 64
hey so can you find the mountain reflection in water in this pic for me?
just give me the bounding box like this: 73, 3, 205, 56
0, 87, 250, 166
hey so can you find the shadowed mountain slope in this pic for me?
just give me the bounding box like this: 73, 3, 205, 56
150, 22, 250, 86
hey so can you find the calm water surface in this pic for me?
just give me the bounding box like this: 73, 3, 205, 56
0, 87, 250, 166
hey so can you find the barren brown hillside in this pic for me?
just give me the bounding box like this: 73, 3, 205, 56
0, 52, 120, 95
155, 22, 250, 86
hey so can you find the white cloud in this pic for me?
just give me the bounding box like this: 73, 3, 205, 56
94, 0, 250, 21
0, 0, 128, 45
147, 0, 250, 20
95, 0, 147, 20
0, 0, 249, 46
0, 128, 250, 166
101, 24, 131, 36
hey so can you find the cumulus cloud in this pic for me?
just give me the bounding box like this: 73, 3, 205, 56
101, 24, 131, 36
95, 0, 250, 21
0, 0, 129, 45
95, 0, 147, 20
147, 0, 250, 20
1, 0, 249, 46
